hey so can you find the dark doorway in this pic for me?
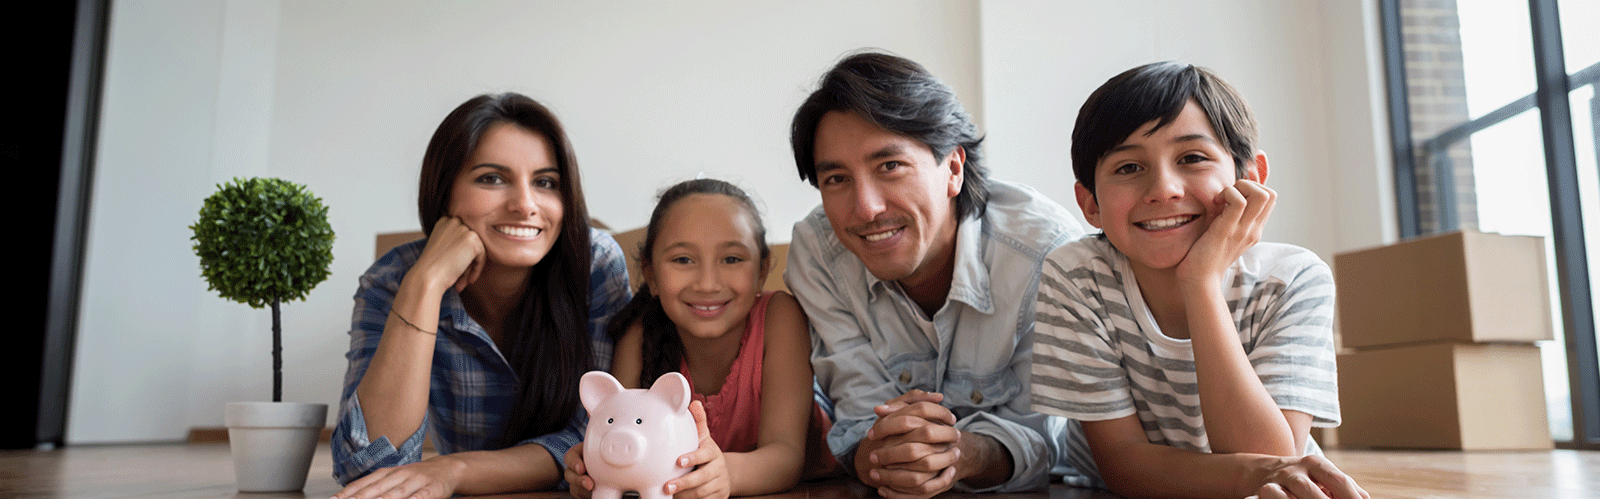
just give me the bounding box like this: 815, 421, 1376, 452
3, 0, 106, 449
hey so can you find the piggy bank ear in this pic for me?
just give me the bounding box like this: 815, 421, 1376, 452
649, 372, 692, 413
580, 371, 624, 412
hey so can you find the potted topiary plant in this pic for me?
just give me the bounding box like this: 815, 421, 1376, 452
191, 177, 335, 492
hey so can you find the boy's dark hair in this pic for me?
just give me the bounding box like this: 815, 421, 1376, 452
605, 178, 770, 387
417, 93, 594, 448
790, 51, 990, 220
1071, 61, 1258, 195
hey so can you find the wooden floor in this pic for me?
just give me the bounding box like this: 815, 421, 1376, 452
1322, 448, 1600, 498
1, 443, 1596, 498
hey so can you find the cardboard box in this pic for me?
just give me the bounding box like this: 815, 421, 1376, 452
1333, 231, 1552, 349
611, 225, 647, 286
1337, 342, 1551, 450
611, 225, 789, 293
376, 231, 425, 260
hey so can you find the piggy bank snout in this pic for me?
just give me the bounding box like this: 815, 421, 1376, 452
598, 429, 647, 467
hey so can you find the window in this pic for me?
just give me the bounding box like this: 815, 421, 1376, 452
1383, 0, 1600, 447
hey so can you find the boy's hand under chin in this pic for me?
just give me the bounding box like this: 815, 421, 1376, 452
1175, 178, 1276, 290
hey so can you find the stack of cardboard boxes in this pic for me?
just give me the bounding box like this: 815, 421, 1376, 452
1332, 230, 1554, 450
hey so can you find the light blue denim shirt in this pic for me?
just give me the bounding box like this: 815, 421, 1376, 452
332, 228, 631, 486
786, 179, 1086, 492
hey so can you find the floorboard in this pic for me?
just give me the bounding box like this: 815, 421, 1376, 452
1, 443, 1596, 498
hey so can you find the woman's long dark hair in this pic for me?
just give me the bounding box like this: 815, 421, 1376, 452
418, 93, 594, 447
606, 179, 768, 387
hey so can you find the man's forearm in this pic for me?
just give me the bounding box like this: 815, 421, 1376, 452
955, 432, 1011, 488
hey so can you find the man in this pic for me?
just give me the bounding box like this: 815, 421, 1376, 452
785, 52, 1086, 499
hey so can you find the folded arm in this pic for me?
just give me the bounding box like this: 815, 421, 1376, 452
1083, 415, 1365, 499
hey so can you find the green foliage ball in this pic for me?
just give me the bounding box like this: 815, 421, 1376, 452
191, 177, 335, 309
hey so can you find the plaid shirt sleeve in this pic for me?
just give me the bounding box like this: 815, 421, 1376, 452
519, 228, 632, 472
332, 242, 430, 485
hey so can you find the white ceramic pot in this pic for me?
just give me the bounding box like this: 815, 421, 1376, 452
225, 401, 329, 492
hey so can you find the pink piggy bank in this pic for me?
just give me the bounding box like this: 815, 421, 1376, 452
580, 371, 699, 499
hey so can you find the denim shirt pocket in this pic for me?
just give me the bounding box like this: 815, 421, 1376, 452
880, 351, 939, 394
942, 367, 1025, 414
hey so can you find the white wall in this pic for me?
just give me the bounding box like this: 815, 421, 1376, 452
981, 0, 1393, 257
70, 0, 1392, 443
73, 0, 269, 443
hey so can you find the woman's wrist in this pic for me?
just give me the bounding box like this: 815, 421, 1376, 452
429, 453, 470, 479
387, 271, 450, 339
398, 263, 458, 304
391, 309, 437, 335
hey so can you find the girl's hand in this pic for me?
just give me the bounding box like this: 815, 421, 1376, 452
664, 401, 730, 499
1176, 179, 1275, 289
330, 456, 464, 499
414, 216, 487, 293
563, 442, 594, 499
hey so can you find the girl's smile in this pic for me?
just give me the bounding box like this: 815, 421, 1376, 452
646, 193, 767, 341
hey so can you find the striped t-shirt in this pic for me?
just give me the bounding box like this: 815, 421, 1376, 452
1031, 237, 1340, 486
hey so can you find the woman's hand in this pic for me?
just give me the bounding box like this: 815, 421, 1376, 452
563, 442, 594, 499
330, 455, 465, 499
414, 216, 487, 293
664, 401, 730, 499
1177, 179, 1276, 289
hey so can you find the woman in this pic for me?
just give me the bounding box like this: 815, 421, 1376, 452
331, 93, 631, 498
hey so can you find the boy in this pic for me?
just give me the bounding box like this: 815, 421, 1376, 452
1031, 62, 1368, 499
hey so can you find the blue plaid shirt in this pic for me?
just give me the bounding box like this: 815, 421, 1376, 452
332, 228, 631, 485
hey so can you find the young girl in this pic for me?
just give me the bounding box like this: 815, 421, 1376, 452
566, 178, 838, 499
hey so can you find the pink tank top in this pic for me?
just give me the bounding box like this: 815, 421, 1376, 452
679, 292, 773, 453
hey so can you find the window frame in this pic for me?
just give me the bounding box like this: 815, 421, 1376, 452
1380, 0, 1600, 449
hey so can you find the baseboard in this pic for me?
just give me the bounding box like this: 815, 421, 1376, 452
187, 427, 334, 443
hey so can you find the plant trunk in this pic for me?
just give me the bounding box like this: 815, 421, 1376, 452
272, 298, 282, 403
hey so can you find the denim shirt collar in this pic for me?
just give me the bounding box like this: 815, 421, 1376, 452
440, 288, 512, 368
864, 212, 994, 316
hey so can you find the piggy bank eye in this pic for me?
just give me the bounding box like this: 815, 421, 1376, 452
606, 418, 613, 424
635, 418, 642, 425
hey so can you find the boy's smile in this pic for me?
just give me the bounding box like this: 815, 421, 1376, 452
1075, 100, 1251, 276
1136, 214, 1201, 231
